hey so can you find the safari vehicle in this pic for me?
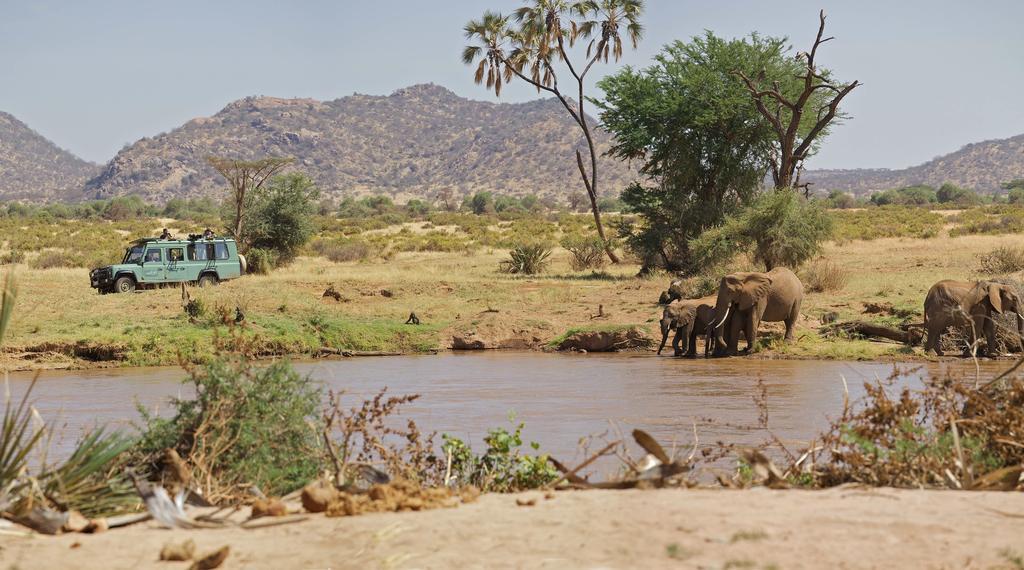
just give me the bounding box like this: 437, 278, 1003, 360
90, 237, 246, 294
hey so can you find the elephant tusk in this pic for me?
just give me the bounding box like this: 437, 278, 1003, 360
712, 304, 731, 330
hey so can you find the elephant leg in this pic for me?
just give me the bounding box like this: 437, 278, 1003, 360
925, 316, 944, 355
784, 298, 801, 342
686, 324, 699, 359
982, 315, 1000, 357
728, 312, 743, 355
744, 315, 758, 353
672, 323, 689, 357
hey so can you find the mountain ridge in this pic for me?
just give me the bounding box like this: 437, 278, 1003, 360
804, 133, 1024, 195
0, 112, 99, 201
80, 83, 637, 204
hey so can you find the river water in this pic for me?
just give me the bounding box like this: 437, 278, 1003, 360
3, 353, 1005, 472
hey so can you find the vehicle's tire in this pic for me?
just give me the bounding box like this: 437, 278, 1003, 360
238, 254, 247, 275
114, 276, 135, 294
198, 274, 218, 288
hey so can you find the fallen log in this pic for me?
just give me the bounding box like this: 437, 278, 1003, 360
317, 348, 402, 357
819, 321, 923, 345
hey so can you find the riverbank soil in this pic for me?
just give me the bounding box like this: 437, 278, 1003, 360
4, 232, 1024, 369
3, 487, 1023, 569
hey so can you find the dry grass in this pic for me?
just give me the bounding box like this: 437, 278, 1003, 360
6, 220, 1024, 369
800, 258, 849, 293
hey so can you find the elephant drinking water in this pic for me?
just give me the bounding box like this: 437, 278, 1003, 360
657, 295, 719, 357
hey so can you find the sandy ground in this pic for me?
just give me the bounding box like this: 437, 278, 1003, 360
3, 487, 1024, 569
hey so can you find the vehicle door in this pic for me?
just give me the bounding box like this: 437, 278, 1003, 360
187, 242, 216, 280
165, 246, 187, 282
140, 247, 165, 283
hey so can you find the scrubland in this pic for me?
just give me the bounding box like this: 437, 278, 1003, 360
2, 206, 1024, 369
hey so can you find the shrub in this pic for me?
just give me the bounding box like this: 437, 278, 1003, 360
830, 207, 944, 240
135, 339, 322, 501
801, 258, 850, 292
247, 173, 320, 262
978, 246, 1024, 275
499, 243, 552, 274
0, 250, 25, 264
183, 297, 206, 319
313, 238, 376, 262
950, 206, 1024, 236
246, 247, 276, 274
692, 189, 832, 271
561, 234, 608, 271
30, 250, 78, 269
441, 419, 559, 492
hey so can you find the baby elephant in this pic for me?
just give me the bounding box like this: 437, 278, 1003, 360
924, 279, 1024, 356
657, 296, 718, 357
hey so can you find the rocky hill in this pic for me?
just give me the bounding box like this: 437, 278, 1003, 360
805, 134, 1024, 195
82, 84, 636, 204
0, 112, 98, 201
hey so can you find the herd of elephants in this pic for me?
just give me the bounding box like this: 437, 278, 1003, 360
656, 267, 1024, 358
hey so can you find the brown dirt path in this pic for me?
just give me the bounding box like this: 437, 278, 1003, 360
3, 487, 1024, 569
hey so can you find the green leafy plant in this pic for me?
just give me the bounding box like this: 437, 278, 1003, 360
135, 336, 322, 502
499, 243, 552, 275
442, 418, 559, 492
561, 234, 609, 271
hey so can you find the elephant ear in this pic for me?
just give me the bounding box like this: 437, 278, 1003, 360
676, 305, 697, 328
738, 274, 773, 311
988, 284, 1005, 314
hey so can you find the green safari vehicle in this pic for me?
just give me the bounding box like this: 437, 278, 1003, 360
90, 237, 247, 294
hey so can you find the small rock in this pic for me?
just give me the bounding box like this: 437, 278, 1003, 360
160, 539, 196, 561
189, 546, 230, 570
515, 497, 537, 507
380, 289, 394, 298
84, 518, 108, 534
63, 510, 89, 533
251, 497, 288, 518
301, 480, 340, 513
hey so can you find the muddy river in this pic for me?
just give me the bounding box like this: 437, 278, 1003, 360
3, 353, 1006, 473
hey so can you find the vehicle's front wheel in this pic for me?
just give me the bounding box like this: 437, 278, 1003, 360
198, 274, 218, 288
114, 276, 135, 294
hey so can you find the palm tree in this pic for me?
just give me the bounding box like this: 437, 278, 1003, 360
463, 0, 645, 264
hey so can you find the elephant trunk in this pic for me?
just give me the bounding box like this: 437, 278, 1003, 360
657, 319, 671, 355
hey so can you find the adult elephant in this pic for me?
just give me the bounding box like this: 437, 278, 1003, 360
707, 268, 804, 356
923, 280, 1024, 356
657, 296, 719, 357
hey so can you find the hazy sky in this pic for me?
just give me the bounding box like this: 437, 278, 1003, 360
1, 0, 1022, 169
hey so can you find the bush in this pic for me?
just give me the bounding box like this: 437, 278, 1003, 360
801, 258, 850, 292
560, 234, 608, 271
692, 189, 833, 271
246, 248, 276, 275
247, 173, 320, 262
442, 419, 559, 492
499, 243, 552, 274
0, 250, 25, 264
135, 339, 322, 501
870, 185, 937, 206
950, 205, 1024, 236
313, 238, 376, 262
30, 250, 78, 269
978, 246, 1024, 275
830, 207, 944, 240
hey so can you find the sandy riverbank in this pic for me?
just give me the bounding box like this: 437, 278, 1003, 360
3, 487, 1023, 569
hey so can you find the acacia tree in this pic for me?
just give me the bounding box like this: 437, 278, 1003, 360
734, 10, 860, 194
206, 156, 293, 248
462, 1, 644, 263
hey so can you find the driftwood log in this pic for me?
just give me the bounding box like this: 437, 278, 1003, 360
819, 321, 924, 345
317, 348, 401, 357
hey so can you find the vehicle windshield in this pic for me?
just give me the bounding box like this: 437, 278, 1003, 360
123, 246, 144, 264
